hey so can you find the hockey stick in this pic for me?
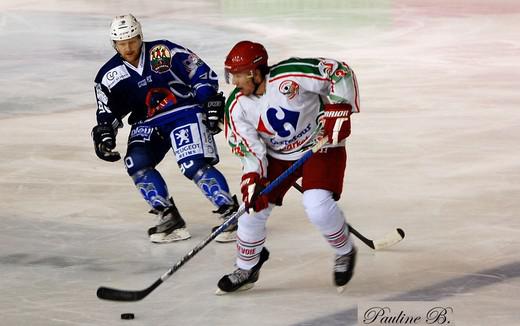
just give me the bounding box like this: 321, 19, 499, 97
292, 183, 405, 250
96, 137, 330, 302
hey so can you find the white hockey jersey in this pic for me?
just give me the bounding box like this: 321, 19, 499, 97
224, 57, 360, 177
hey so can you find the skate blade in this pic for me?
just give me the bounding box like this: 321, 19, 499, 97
336, 286, 346, 293
150, 228, 191, 243
215, 283, 255, 296
215, 230, 237, 243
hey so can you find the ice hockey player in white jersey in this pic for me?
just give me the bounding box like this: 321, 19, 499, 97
216, 41, 360, 294
91, 14, 238, 243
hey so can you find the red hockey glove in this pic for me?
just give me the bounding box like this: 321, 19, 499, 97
240, 172, 270, 213
320, 103, 352, 145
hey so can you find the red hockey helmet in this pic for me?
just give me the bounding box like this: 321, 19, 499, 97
224, 41, 268, 83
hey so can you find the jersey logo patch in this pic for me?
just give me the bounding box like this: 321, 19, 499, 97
150, 44, 172, 73
266, 107, 299, 138
171, 123, 203, 160
257, 117, 275, 136
102, 65, 130, 90
175, 128, 192, 146
129, 126, 154, 142
145, 88, 178, 118
278, 80, 300, 99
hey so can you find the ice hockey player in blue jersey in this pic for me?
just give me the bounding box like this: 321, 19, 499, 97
91, 14, 238, 243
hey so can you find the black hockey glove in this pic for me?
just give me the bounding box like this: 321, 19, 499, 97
203, 92, 225, 135
91, 124, 121, 162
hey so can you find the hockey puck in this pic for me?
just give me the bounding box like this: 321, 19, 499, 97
121, 313, 135, 320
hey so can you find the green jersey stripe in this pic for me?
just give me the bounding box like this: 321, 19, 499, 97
276, 57, 321, 66
270, 59, 322, 78
224, 87, 240, 122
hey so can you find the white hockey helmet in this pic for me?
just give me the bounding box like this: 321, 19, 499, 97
110, 14, 143, 42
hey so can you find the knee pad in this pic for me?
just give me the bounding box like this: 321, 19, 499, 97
302, 189, 344, 231
303, 189, 351, 254
124, 147, 156, 176
179, 158, 207, 180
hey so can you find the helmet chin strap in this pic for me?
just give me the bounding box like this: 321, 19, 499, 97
251, 71, 266, 95
253, 80, 261, 95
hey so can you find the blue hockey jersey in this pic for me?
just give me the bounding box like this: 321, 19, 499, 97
94, 40, 219, 127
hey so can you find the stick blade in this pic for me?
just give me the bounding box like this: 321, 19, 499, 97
373, 228, 405, 250
97, 286, 147, 302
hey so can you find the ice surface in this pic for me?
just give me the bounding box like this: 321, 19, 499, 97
1, 1, 519, 325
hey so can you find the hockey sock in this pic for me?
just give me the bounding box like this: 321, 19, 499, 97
132, 168, 171, 210
193, 165, 234, 207
235, 205, 273, 270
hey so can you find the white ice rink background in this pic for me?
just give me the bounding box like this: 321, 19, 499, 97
0, 1, 519, 325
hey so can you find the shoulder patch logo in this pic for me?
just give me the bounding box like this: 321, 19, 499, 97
101, 65, 131, 90
95, 84, 108, 104
318, 59, 339, 78
278, 80, 300, 100
319, 59, 351, 82
150, 44, 172, 73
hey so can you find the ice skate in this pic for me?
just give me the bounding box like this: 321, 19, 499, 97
334, 246, 357, 291
215, 247, 269, 295
212, 195, 239, 243
148, 201, 191, 243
